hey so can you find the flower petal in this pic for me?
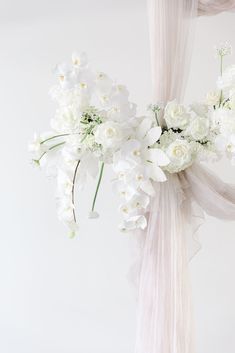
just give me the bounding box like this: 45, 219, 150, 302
146, 148, 170, 166
140, 179, 155, 196
149, 164, 167, 182
136, 118, 153, 139
143, 126, 162, 146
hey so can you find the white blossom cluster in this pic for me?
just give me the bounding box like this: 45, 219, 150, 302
29, 45, 235, 236
29, 52, 169, 235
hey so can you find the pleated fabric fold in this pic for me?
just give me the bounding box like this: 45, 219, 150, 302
135, 164, 235, 353
135, 1, 235, 353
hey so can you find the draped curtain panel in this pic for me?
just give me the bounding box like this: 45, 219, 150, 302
135, 1, 235, 353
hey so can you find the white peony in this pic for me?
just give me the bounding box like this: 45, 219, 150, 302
206, 90, 221, 106
188, 116, 209, 141
164, 100, 189, 130
166, 139, 193, 173
94, 121, 126, 149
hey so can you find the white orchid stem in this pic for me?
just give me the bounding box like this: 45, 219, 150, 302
91, 162, 104, 212
34, 141, 66, 164
72, 160, 80, 223
40, 134, 70, 144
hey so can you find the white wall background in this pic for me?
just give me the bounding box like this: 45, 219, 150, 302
0, 1, 235, 352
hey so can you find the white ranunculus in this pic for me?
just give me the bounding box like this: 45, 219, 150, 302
164, 100, 189, 130
94, 121, 125, 149
57, 169, 73, 197
166, 139, 193, 173
188, 117, 209, 141
206, 90, 221, 106
95, 72, 113, 94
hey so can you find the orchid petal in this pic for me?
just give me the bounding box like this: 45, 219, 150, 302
149, 164, 167, 182
143, 126, 162, 147
136, 118, 153, 139
140, 179, 155, 196
146, 148, 170, 166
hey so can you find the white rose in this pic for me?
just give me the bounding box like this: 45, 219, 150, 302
206, 90, 220, 106
166, 139, 193, 173
94, 121, 125, 149
164, 100, 189, 130
188, 117, 209, 141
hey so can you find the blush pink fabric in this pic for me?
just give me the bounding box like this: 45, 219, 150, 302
198, 0, 235, 15
134, 1, 235, 353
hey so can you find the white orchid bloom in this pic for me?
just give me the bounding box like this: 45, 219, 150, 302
72, 52, 88, 68
119, 215, 147, 232
95, 72, 113, 94
112, 180, 137, 201
54, 62, 74, 89
119, 193, 150, 219
120, 125, 169, 182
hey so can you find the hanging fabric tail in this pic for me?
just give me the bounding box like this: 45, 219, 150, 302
135, 1, 235, 353
135, 1, 198, 352
135, 175, 195, 353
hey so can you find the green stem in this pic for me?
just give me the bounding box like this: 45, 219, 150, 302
72, 160, 80, 223
91, 162, 104, 212
34, 141, 66, 164
49, 142, 65, 150
40, 134, 70, 145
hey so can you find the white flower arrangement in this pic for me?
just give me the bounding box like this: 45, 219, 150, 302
29, 44, 235, 236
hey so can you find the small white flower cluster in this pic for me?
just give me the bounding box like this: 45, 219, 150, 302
29, 45, 235, 236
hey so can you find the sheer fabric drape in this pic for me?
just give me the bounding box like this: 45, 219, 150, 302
135, 1, 235, 353
198, 0, 235, 15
